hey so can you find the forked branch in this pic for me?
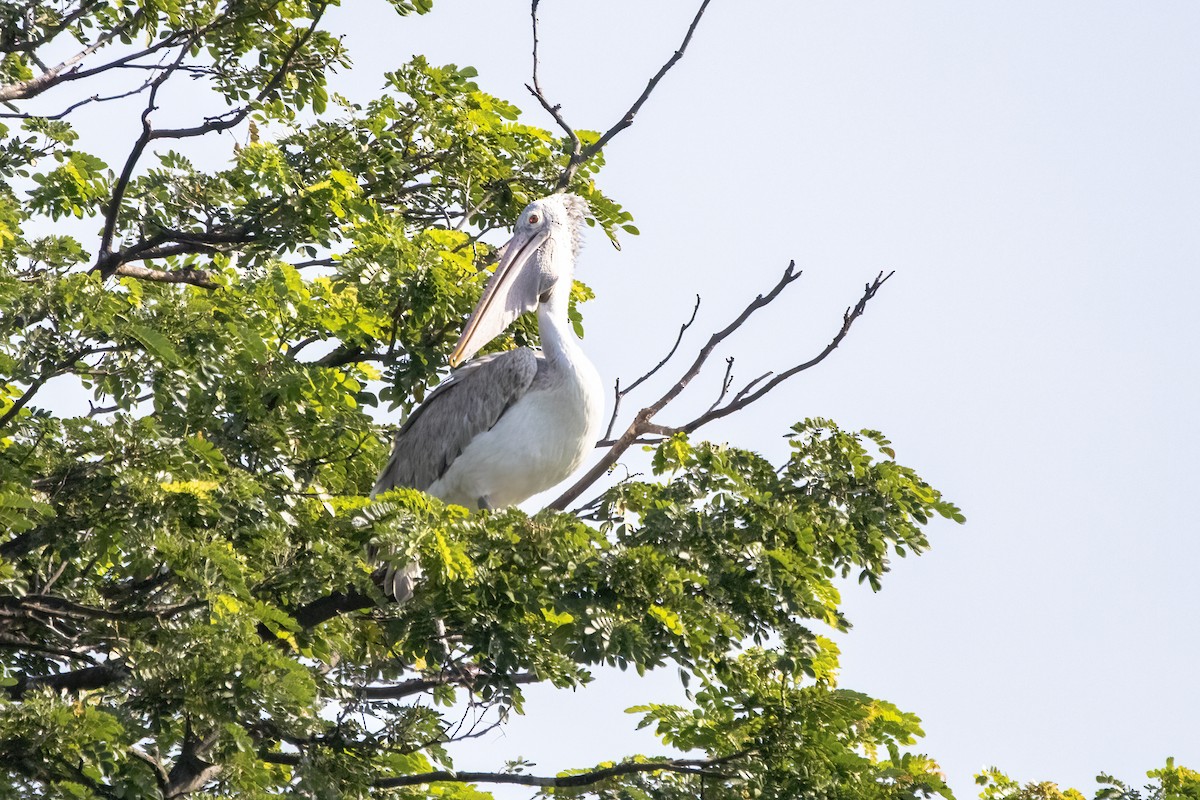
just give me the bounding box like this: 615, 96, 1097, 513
546, 266, 893, 511
527, 0, 714, 190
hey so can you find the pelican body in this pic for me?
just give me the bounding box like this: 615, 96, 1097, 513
372, 194, 603, 597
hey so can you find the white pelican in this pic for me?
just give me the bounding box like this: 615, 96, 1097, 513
372, 193, 604, 600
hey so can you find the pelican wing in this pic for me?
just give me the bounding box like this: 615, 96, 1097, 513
372, 348, 539, 495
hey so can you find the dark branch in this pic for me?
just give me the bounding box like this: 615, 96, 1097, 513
526, 0, 581, 167
559, 269, 893, 509
6, 660, 130, 700
0, 69, 158, 120
551, 0, 713, 190
92, 8, 326, 278
92, 44, 187, 276
602, 293, 700, 441
291, 588, 374, 629
548, 261, 804, 510
353, 670, 541, 700
375, 752, 745, 789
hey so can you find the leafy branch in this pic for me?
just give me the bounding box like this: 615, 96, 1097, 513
375, 750, 751, 789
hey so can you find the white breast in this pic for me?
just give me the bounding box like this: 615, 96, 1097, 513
428, 354, 604, 509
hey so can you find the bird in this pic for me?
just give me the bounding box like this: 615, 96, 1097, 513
371, 193, 605, 602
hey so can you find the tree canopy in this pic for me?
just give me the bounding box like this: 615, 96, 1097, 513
0, 2, 1188, 799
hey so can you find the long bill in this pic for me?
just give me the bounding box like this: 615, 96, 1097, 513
448, 227, 549, 367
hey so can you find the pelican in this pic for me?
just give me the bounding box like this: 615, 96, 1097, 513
372, 193, 604, 601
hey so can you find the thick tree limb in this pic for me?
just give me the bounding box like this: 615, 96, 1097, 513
0, 11, 145, 102
5, 660, 130, 700
113, 263, 218, 289
375, 751, 746, 789
290, 588, 374, 629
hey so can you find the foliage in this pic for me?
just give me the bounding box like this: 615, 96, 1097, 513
976, 761, 1200, 800
2, 1, 1156, 799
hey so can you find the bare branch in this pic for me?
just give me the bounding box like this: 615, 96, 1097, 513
603, 294, 700, 441
551, 0, 713, 190
548, 261, 803, 511
729, 369, 773, 406
624, 292, 700, 396
674, 271, 894, 434
553, 269, 893, 511
526, 0, 581, 163
0, 69, 158, 120
705, 355, 735, 415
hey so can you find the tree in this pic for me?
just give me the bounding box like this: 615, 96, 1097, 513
0, 2, 1162, 798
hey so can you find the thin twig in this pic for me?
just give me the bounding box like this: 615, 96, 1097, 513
526, 0, 581, 162
705, 356, 735, 415
602, 294, 700, 441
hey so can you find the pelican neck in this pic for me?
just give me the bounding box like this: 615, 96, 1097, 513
536, 286, 581, 367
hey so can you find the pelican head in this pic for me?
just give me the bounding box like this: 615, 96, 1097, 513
449, 193, 588, 367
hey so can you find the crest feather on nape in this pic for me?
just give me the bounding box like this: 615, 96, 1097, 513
553, 192, 589, 258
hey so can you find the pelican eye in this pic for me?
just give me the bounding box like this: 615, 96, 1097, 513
527, 213, 540, 225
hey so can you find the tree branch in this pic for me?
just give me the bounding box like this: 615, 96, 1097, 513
526, 0, 581, 166
113, 263, 218, 289
671, 272, 893, 434
548, 261, 804, 510
603, 293, 701, 440
0, 10, 146, 102
375, 751, 746, 789
5, 660, 130, 700
92, 6, 327, 278
551, 267, 890, 511
352, 670, 542, 700
547, 0, 714, 190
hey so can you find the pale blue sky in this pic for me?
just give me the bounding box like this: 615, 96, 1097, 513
326, 2, 1199, 796
26, 1, 1200, 796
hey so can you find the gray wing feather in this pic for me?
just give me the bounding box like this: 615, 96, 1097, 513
372, 348, 539, 496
